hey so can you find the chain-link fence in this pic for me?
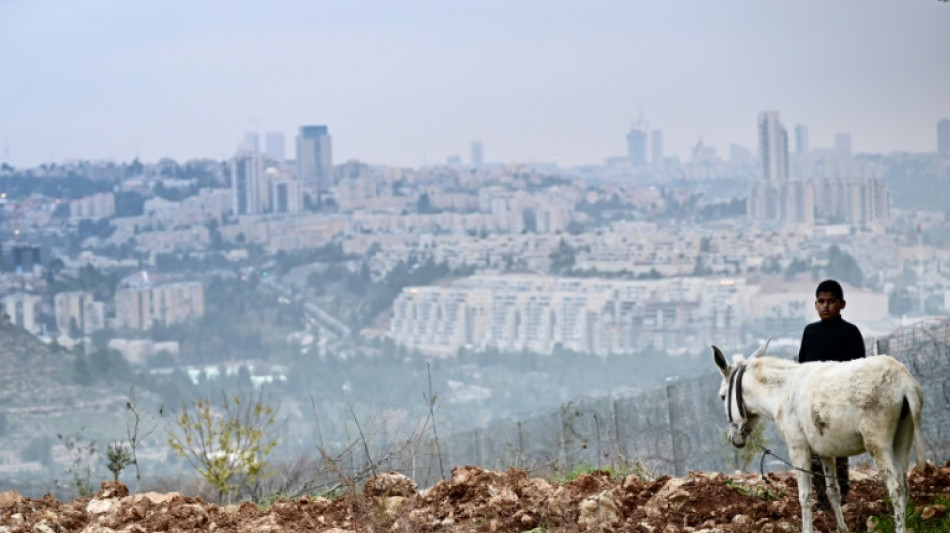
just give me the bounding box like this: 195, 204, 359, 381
410, 318, 950, 486
287, 319, 950, 492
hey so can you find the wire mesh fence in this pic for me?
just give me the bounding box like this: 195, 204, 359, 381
290, 319, 950, 492
412, 319, 950, 486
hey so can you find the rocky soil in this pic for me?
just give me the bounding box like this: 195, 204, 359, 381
2, 461, 950, 532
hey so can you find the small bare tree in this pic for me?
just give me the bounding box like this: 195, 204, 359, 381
167, 390, 278, 503
57, 430, 98, 498
422, 362, 445, 481
125, 386, 160, 488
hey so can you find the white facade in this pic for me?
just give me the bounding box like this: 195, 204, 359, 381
70, 192, 116, 221
115, 280, 205, 330
265, 131, 285, 162
1, 293, 41, 334
389, 275, 756, 357
939, 118, 950, 155
54, 291, 105, 335
231, 151, 266, 215
470, 141, 484, 166
794, 124, 809, 155
758, 110, 788, 183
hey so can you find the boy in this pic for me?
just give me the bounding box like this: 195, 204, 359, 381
797, 279, 866, 512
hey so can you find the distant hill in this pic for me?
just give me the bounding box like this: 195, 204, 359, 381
0, 319, 82, 408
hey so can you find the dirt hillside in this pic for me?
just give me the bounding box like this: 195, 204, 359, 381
1, 461, 949, 532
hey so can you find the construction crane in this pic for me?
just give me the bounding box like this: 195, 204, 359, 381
0, 192, 12, 242
13, 200, 21, 243
10, 198, 30, 244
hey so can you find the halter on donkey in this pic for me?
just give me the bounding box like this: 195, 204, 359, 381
712, 340, 927, 533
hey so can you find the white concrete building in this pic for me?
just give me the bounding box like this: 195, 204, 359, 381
1, 292, 42, 334
54, 291, 105, 335
389, 275, 759, 357
115, 279, 205, 330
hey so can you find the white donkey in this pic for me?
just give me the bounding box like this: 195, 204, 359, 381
713, 340, 927, 533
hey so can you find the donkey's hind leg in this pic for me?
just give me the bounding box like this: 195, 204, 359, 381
820, 456, 848, 533
867, 441, 908, 533
893, 411, 915, 501
887, 414, 916, 533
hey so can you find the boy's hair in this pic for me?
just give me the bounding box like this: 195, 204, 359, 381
816, 279, 844, 300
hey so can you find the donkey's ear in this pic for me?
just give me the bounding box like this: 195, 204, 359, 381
712, 345, 729, 376
750, 336, 772, 359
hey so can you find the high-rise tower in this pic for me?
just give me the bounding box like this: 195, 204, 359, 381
651, 130, 663, 166
470, 141, 484, 166
242, 132, 260, 153
794, 124, 809, 155
265, 132, 285, 162
757, 111, 788, 182
835, 132, 852, 156
938, 119, 950, 155
626, 126, 648, 167
231, 150, 265, 215
296, 125, 333, 190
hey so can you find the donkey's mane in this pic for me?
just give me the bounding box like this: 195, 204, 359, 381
732, 354, 797, 371
749, 355, 799, 370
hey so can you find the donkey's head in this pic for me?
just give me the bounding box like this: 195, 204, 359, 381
712, 339, 770, 448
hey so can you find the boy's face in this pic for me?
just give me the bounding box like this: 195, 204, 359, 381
815, 291, 845, 321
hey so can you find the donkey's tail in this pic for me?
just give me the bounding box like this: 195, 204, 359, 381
907, 384, 927, 467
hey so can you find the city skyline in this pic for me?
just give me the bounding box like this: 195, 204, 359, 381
2, 1, 949, 168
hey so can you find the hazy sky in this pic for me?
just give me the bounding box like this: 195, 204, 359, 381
2, 1, 949, 168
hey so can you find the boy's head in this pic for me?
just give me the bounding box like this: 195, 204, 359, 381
814, 279, 846, 321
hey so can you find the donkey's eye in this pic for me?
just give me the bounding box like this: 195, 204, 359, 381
719, 394, 726, 401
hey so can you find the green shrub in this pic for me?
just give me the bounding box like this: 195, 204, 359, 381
868, 495, 950, 532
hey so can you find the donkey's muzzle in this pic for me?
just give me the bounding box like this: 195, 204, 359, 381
729, 426, 748, 448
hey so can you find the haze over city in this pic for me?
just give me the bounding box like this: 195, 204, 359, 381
4, 0, 950, 513
2, 0, 949, 168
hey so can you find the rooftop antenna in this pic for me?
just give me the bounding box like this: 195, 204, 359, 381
633, 101, 646, 128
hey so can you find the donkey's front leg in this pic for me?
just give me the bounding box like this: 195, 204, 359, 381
821, 457, 849, 533
794, 462, 815, 533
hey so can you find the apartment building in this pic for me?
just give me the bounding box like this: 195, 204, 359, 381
348, 211, 525, 236
269, 176, 303, 214
333, 174, 410, 212
54, 291, 105, 335
114, 279, 205, 330
217, 213, 346, 253
183, 188, 232, 221
232, 151, 266, 215
135, 225, 211, 254
812, 177, 889, 226
1, 292, 42, 334
296, 125, 333, 191
69, 192, 115, 221
389, 275, 756, 357
749, 176, 888, 227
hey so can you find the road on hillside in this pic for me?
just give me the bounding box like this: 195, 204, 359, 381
261, 277, 352, 339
